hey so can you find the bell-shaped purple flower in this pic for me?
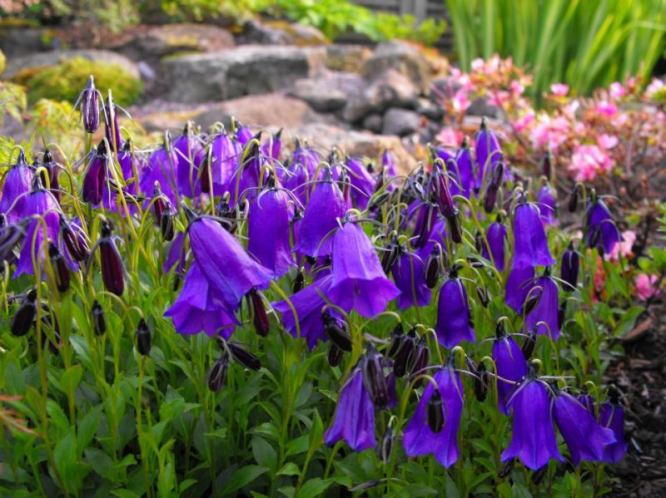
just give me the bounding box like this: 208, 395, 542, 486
79, 76, 100, 134
295, 173, 349, 257
553, 391, 616, 466
235, 123, 253, 146
248, 187, 295, 278
164, 261, 238, 338
207, 132, 240, 195
501, 378, 564, 470
525, 271, 560, 339
261, 130, 282, 163
474, 119, 502, 190
189, 216, 272, 310
492, 329, 528, 415
505, 264, 535, 312
0, 151, 34, 223
41, 149, 60, 203
345, 156, 374, 209
435, 272, 475, 348
324, 368, 376, 451
140, 142, 179, 207
482, 218, 507, 271
82, 141, 111, 207
403, 366, 463, 468
173, 123, 204, 198
537, 184, 557, 225
584, 199, 621, 255
560, 243, 580, 292
391, 251, 431, 309
512, 201, 555, 268
450, 141, 473, 198
103, 95, 123, 153
599, 401, 627, 464
326, 221, 400, 317
272, 274, 339, 349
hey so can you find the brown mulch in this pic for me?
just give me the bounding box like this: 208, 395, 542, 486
607, 301, 666, 497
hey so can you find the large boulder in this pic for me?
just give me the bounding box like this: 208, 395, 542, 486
325, 45, 372, 73
0, 26, 56, 57
382, 108, 422, 136
160, 46, 323, 103
237, 19, 327, 46
362, 41, 432, 91
4, 49, 140, 80
289, 72, 365, 112
113, 23, 235, 60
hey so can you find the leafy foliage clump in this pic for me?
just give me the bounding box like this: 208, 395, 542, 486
19, 57, 142, 106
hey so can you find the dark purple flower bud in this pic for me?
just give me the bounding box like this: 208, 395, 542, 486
450, 140, 474, 198
501, 378, 564, 470
11, 289, 37, 336
483, 162, 504, 213
323, 310, 351, 351
324, 368, 376, 451
445, 210, 463, 244
82, 141, 109, 206
512, 201, 555, 268
362, 347, 390, 409
98, 221, 124, 296
498, 459, 515, 478
103, 95, 123, 152
41, 149, 60, 202
80, 76, 100, 133
554, 391, 616, 466
468, 359, 488, 402
248, 288, 269, 337
474, 119, 503, 190
482, 218, 507, 271
60, 216, 90, 263
599, 397, 627, 464
525, 270, 560, 339
435, 275, 475, 348
568, 184, 580, 213
403, 366, 463, 467
0, 219, 26, 263
391, 328, 416, 377
537, 183, 557, 225
91, 300, 106, 336
379, 427, 394, 464
0, 150, 34, 223
427, 388, 445, 433
425, 247, 441, 288
48, 242, 69, 293
476, 286, 489, 307
208, 353, 229, 392
387, 323, 405, 357
392, 252, 431, 309
326, 222, 400, 318
584, 199, 622, 255
542, 151, 552, 179
521, 330, 537, 360
227, 341, 261, 371
135, 318, 151, 356
328, 344, 344, 367
492, 327, 528, 414
412, 202, 437, 249
560, 243, 580, 292
406, 336, 429, 377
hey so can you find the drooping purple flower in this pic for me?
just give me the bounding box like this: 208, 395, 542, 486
189, 216, 272, 310
560, 242, 580, 292
79, 76, 100, 134
324, 368, 376, 451
598, 401, 627, 464
391, 251, 431, 309
248, 187, 295, 278
164, 261, 238, 338
163, 231, 185, 274
577, 393, 595, 415
326, 221, 400, 318
482, 218, 507, 271
553, 391, 616, 466
537, 183, 557, 225
584, 199, 622, 255
41, 149, 60, 203
403, 365, 464, 468
207, 132, 240, 195
505, 264, 535, 312
117, 140, 138, 195
235, 123, 253, 146
140, 142, 179, 207
82, 141, 110, 207
14, 183, 61, 277
381, 149, 398, 191
261, 129, 282, 163
492, 328, 528, 414
435, 272, 475, 348
272, 274, 339, 349
345, 156, 375, 209
501, 377, 564, 471
474, 119, 502, 190
173, 122, 204, 198
512, 200, 555, 268
524, 271, 560, 339
449, 141, 474, 198
98, 221, 124, 296
103, 94, 123, 153
295, 173, 349, 257
0, 151, 34, 223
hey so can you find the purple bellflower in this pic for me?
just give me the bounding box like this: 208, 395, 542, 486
0, 150, 34, 223
537, 183, 557, 225
599, 399, 627, 464
482, 217, 507, 271
492, 325, 528, 414
501, 377, 564, 471
450, 140, 474, 198
140, 141, 180, 207
173, 122, 204, 198
553, 391, 616, 466
584, 198, 622, 255
524, 269, 560, 339
326, 221, 400, 318
560, 242, 580, 292
505, 263, 535, 312
345, 156, 375, 209
391, 250, 431, 309
324, 368, 376, 451
474, 119, 503, 190
512, 199, 555, 268
206, 132, 240, 195
403, 365, 464, 468
435, 269, 475, 348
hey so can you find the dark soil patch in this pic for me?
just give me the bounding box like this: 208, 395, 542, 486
607, 301, 666, 497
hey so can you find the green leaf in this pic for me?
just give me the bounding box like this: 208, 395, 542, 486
296, 478, 334, 498
277, 462, 300, 477
252, 437, 278, 472
221, 465, 268, 495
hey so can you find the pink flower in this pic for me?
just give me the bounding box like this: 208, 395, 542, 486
550, 83, 569, 97
597, 134, 619, 150
437, 126, 463, 147
471, 58, 484, 72
609, 82, 626, 100
530, 114, 570, 151
568, 144, 613, 181
510, 80, 525, 96
488, 90, 510, 107
606, 230, 636, 262
512, 111, 535, 133
635, 274, 659, 301
645, 78, 665, 100
451, 89, 471, 113
595, 101, 618, 117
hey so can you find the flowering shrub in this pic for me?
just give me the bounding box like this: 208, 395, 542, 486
0, 77, 660, 497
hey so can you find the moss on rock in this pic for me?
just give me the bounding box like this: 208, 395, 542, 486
22, 57, 142, 106
0, 50, 5, 75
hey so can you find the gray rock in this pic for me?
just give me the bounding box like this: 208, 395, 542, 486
415, 98, 444, 121
0, 27, 55, 57
289, 72, 364, 112
161, 45, 316, 103
362, 113, 383, 133
342, 69, 419, 122
466, 97, 501, 119
4, 49, 141, 80
382, 108, 421, 136
362, 41, 432, 90
325, 45, 372, 73
237, 20, 327, 46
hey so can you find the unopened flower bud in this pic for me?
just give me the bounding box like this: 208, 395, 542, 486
91, 300, 106, 336
227, 341, 261, 371
48, 243, 70, 293
208, 353, 229, 392
11, 289, 37, 336
136, 319, 151, 356
427, 388, 445, 433
323, 311, 351, 352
